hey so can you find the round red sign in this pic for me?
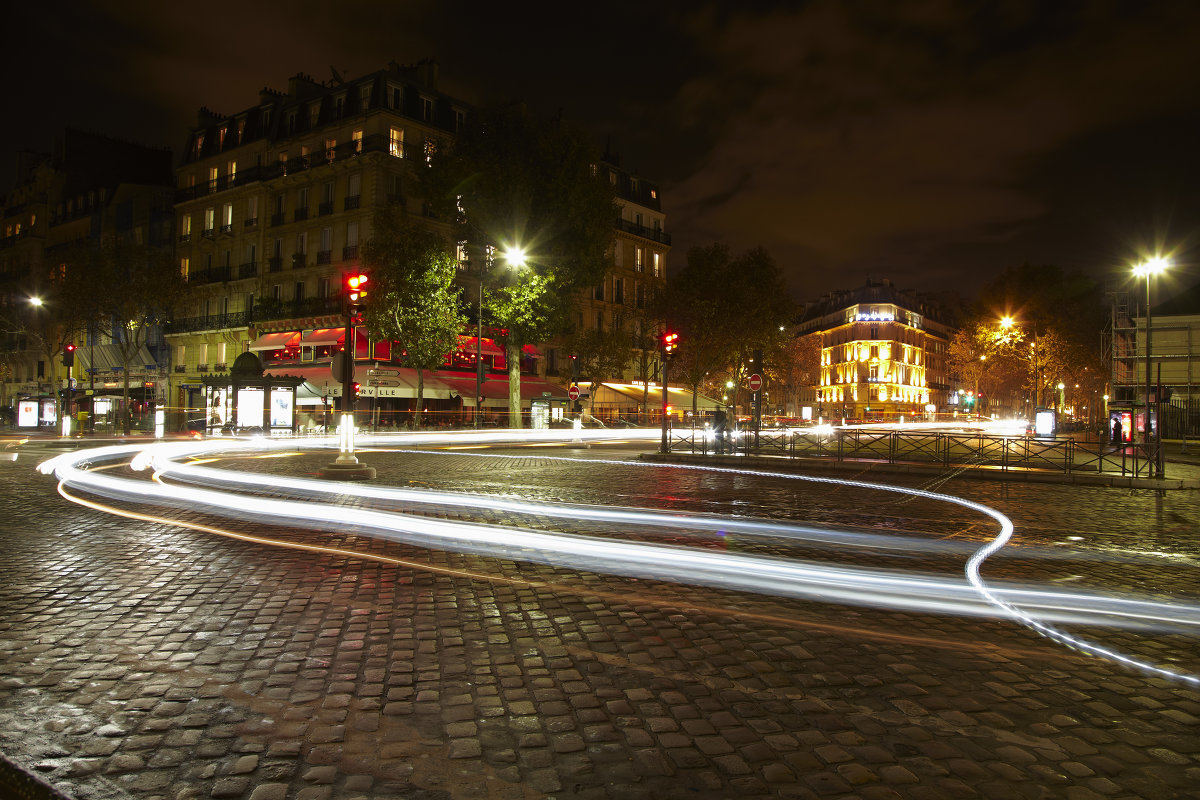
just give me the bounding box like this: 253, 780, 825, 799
748, 373, 763, 392
568, 385, 580, 400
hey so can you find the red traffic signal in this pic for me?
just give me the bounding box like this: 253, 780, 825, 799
63, 343, 76, 367
661, 331, 680, 356
345, 272, 369, 318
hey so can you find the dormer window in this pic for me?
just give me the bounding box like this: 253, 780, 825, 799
334, 94, 345, 118
359, 83, 372, 109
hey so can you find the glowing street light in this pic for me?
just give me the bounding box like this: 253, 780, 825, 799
1133, 256, 1169, 477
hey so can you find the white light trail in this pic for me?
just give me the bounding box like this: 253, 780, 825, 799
36, 429, 1200, 685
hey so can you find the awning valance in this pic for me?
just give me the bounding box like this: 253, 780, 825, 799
248, 331, 300, 351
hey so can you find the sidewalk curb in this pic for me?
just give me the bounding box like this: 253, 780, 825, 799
642, 452, 1200, 490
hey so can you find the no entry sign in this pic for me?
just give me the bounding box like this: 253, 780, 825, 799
568, 385, 580, 401
748, 373, 763, 392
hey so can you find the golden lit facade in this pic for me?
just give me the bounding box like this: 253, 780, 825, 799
799, 280, 951, 419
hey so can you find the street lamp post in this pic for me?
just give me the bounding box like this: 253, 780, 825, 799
1134, 257, 1169, 478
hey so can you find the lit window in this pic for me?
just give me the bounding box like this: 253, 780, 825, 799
635, 247, 644, 271
180, 257, 189, 280
227, 161, 237, 182
652, 252, 661, 277
222, 204, 233, 227
325, 138, 337, 162
180, 215, 191, 236
192, 134, 204, 159
352, 129, 363, 154
389, 127, 405, 157
208, 166, 219, 187
203, 207, 215, 232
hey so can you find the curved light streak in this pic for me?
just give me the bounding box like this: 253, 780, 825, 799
37, 431, 1200, 685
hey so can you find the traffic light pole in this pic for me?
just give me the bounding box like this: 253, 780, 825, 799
319, 310, 375, 480
660, 356, 669, 454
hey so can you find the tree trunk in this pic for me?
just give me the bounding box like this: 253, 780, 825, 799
414, 368, 424, 430
507, 343, 522, 428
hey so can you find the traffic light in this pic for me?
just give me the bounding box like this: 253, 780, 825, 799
345, 272, 369, 319
661, 331, 679, 357
350, 382, 361, 402
63, 343, 76, 368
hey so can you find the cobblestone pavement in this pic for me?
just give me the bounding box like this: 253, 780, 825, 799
1, 438, 1199, 800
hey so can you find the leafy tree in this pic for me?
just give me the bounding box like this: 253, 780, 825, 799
766, 333, 820, 417
362, 213, 465, 429
428, 104, 615, 426
660, 244, 794, 416
559, 327, 632, 385
0, 262, 93, 428
64, 237, 183, 433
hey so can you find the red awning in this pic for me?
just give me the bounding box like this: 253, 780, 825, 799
248, 331, 300, 351
301, 328, 344, 347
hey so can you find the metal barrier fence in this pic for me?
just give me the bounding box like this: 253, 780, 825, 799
667, 425, 1164, 478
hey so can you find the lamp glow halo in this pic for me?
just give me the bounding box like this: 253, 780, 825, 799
38, 430, 1200, 686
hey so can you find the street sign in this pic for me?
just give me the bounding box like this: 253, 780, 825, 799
369, 378, 402, 387
369, 368, 400, 377
748, 373, 763, 392
568, 385, 580, 401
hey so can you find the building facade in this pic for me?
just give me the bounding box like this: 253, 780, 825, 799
0, 130, 174, 428
169, 62, 670, 429
797, 279, 952, 421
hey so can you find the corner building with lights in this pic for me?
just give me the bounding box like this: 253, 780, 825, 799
169, 61, 669, 432
797, 279, 952, 421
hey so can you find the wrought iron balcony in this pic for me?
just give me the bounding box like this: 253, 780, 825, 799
342, 245, 359, 260
344, 196, 361, 210
318, 201, 334, 216
316, 250, 332, 265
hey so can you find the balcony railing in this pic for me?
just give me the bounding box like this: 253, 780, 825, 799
166, 311, 250, 334
318, 201, 334, 216
316, 250, 332, 265
201, 228, 216, 240
267, 256, 282, 272
292, 253, 306, 268
174, 365, 187, 373
294, 207, 309, 222
344, 196, 361, 210
244, 217, 258, 229
249, 295, 342, 323
178, 233, 192, 243
615, 218, 671, 245
342, 245, 359, 260
219, 223, 234, 235
238, 261, 258, 279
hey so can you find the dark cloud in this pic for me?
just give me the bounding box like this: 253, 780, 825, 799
5, 0, 1198, 300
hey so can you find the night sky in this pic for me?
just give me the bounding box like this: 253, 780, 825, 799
5, 1, 1199, 302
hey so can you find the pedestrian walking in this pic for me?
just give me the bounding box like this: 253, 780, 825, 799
1112, 416, 1123, 450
